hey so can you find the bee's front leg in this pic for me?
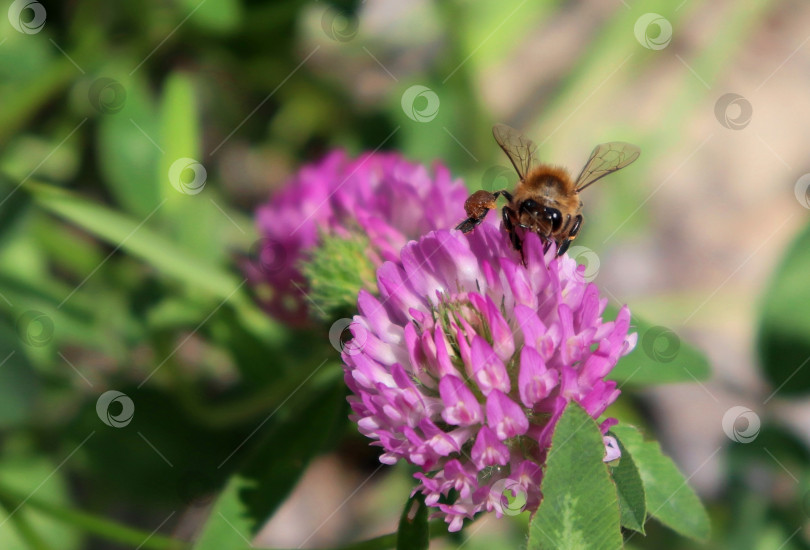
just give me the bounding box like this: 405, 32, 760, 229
555, 215, 581, 256
568, 215, 582, 239
502, 205, 523, 253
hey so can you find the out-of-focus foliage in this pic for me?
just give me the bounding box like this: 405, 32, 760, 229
757, 222, 810, 395
0, 0, 808, 548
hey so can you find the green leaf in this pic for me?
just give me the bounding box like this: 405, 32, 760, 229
611, 425, 710, 542
757, 220, 810, 395
397, 493, 429, 550
27, 183, 237, 302
238, 374, 347, 529
97, 73, 162, 217
606, 305, 711, 386
0, 454, 81, 550
26, 183, 279, 343
0, 266, 116, 356
157, 72, 224, 264
0, 479, 183, 550
528, 403, 622, 550
0, 316, 39, 428
158, 72, 201, 204
609, 434, 646, 534
194, 370, 346, 547
0, 38, 75, 147
0, 176, 31, 246
179, 0, 242, 33
192, 475, 255, 550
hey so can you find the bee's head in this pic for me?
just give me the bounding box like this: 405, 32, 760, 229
519, 199, 562, 233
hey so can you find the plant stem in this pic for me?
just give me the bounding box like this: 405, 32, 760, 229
0, 482, 187, 550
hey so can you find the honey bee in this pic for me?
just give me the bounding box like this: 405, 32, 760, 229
456, 124, 640, 256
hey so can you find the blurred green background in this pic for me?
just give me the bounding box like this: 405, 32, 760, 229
2, 0, 810, 548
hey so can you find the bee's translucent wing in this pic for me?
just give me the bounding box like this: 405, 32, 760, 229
574, 142, 640, 191
492, 123, 538, 182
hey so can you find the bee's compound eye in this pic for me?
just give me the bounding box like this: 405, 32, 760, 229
520, 199, 542, 217
544, 207, 563, 231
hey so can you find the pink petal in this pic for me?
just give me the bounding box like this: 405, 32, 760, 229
486, 389, 529, 440
518, 346, 559, 407
471, 425, 510, 468
433, 324, 462, 378
469, 293, 515, 361
439, 375, 483, 426
471, 336, 510, 395
603, 435, 621, 462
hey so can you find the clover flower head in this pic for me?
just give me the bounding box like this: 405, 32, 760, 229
246, 151, 472, 323
341, 223, 636, 531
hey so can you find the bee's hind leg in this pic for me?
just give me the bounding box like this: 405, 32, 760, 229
456, 217, 483, 233
456, 190, 502, 233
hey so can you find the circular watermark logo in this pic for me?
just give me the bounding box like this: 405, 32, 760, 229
401, 85, 440, 123
88, 78, 127, 114
329, 318, 368, 356
321, 6, 358, 42
96, 390, 135, 428
481, 165, 518, 193
248, 238, 288, 274
491, 478, 528, 517
722, 406, 760, 444
634, 13, 672, 50
567, 246, 600, 282
793, 173, 810, 209
16, 310, 54, 347
168, 158, 207, 195
641, 326, 680, 363
714, 93, 752, 130
8, 0, 46, 34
